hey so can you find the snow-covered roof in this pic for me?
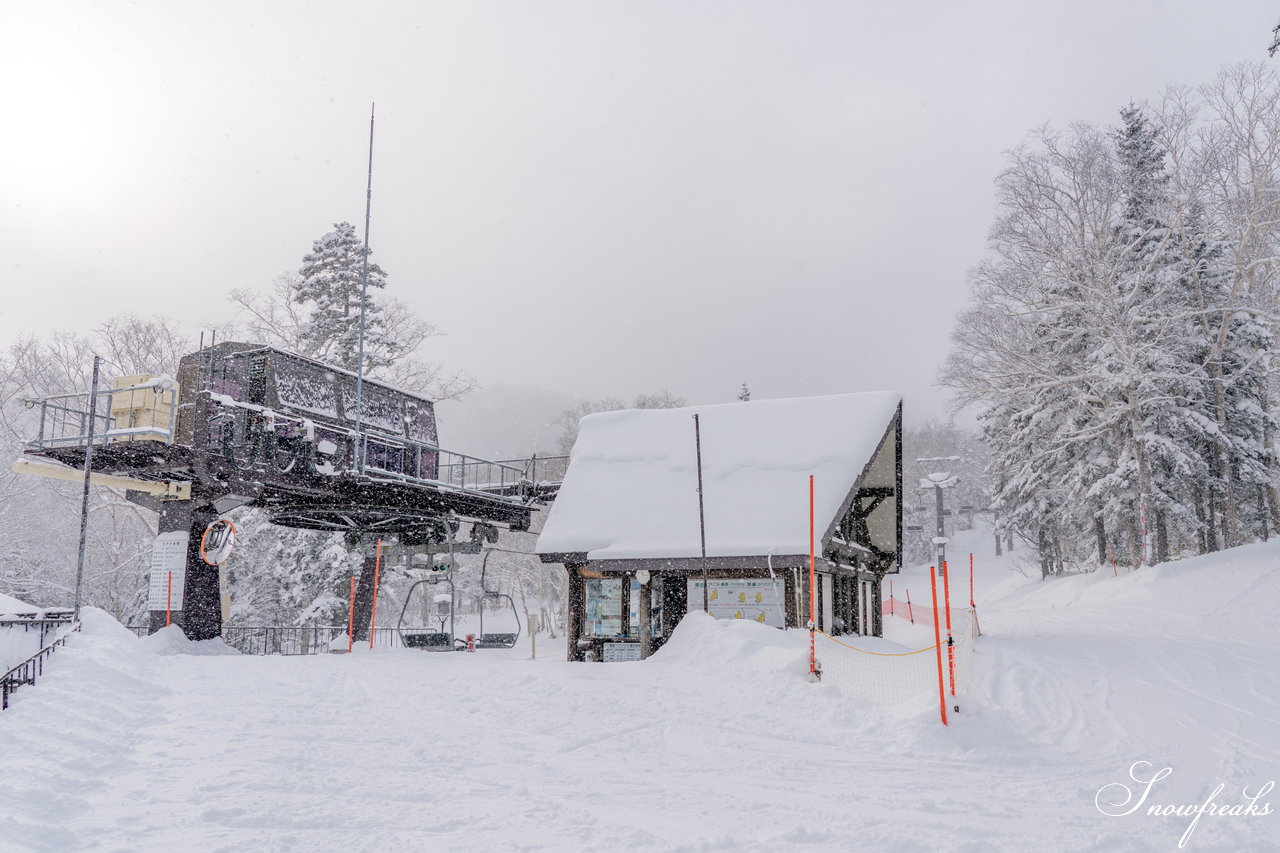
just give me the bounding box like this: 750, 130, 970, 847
536, 391, 901, 561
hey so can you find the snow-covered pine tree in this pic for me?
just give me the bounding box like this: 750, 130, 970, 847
1176, 211, 1274, 551
738, 382, 751, 402
947, 65, 1280, 574
1097, 103, 1196, 565
294, 222, 398, 373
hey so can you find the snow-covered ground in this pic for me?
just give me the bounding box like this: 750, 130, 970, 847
1, 533, 1277, 852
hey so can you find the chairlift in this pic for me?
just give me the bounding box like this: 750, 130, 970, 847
475, 548, 521, 649
397, 574, 458, 650
397, 538, 461, 651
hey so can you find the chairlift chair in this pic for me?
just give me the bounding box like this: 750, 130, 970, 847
397, 573, 456, 651
475, 548, 521, 649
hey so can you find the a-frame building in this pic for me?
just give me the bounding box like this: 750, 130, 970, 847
537, 391, 902, 662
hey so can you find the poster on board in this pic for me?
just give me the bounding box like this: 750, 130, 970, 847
687, 578, 787, 628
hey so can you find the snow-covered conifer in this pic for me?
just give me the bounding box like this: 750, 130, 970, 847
294, 222, 398, 373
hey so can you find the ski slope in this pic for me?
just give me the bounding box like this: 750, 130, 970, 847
1, 536, 1277, 852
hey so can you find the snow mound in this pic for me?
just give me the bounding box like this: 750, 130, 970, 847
650, 611, 807, 679
0, 592, 40, 616
140, 624, 241, 656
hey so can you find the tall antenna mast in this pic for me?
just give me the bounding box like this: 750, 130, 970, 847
354, 102, 375, 474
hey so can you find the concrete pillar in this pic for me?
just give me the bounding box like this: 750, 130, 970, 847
148, 501, 221, 640
349, 534, 379, 642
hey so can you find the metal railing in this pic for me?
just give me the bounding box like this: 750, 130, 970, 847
23, 380, 178, 451
222, 625, 419, 655
126, 625, 435, 655
23, 385, 568, 525
360, 437, 529, 500
369, 450, 569, 500
0, 611, 76, 650
208, 394, 561, 505
1, 621, 81, 711
22, 379, 568, 505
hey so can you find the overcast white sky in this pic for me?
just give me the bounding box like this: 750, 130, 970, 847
3, 2, 1278, 427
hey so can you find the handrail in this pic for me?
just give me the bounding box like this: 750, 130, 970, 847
1, 621, 80, 711
23, 382, 178, 451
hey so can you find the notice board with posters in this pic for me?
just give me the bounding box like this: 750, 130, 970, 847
687, 578, 786, 628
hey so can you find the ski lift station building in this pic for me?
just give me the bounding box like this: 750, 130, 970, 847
536, 391, 903, 662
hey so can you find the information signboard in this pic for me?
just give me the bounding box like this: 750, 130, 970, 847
603, 643, 642, 662
687, 578, 786, 628
147, 530, 188, 610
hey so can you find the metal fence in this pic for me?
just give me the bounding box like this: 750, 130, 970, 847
126, 625, 440, 655
1, 621, 81, 711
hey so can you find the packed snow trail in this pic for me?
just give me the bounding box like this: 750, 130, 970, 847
2, 540, 1278, 852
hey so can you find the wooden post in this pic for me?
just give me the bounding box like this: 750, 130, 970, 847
566, 564, 585, 662
638, 576, 652, 659
783, 570, 797, 628
929, 566, 948, 726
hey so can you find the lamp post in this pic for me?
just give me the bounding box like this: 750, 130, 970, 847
74, 356, 104, 620
353, 103, 375, 475
917, 457, 960, 571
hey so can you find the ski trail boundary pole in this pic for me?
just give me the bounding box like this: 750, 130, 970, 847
943, 560, 955, 697
929, 566, 947, 727
969, 552, 981, 638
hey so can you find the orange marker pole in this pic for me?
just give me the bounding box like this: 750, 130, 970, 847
943, 560, 955, 697
166, 571, 172, 627
1109, 545, 1117, 577
368, 539, 383, 650
808, 475, 817, 679
929, 566, 948, 726
347, 575, 355, 653
969, 553, 982, 638
906, 589, 914, 624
